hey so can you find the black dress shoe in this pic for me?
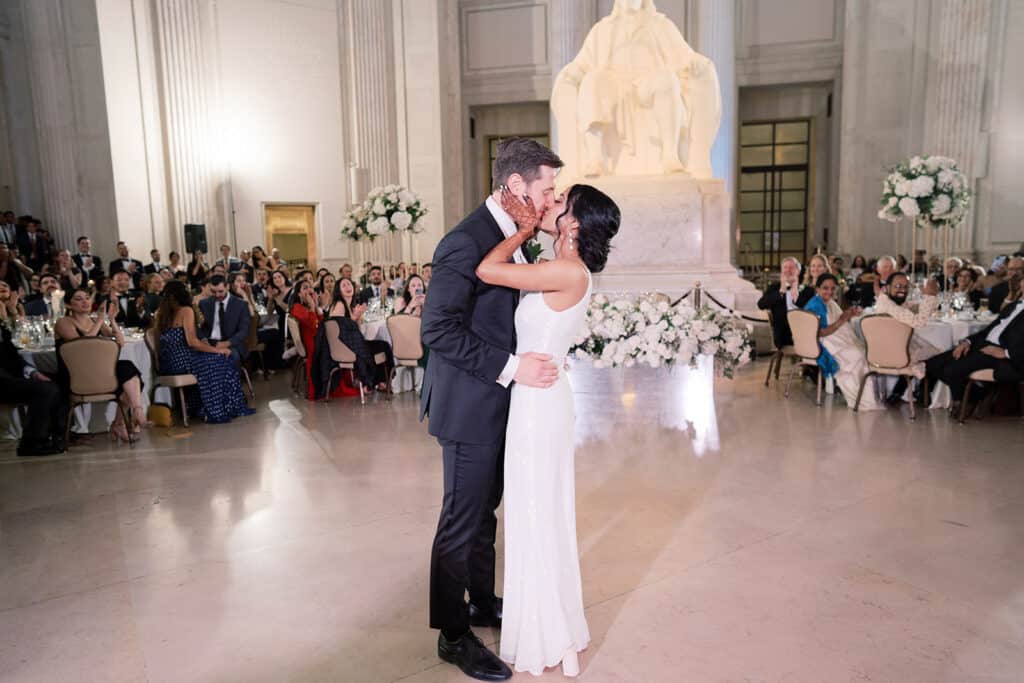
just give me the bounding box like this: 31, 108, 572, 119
438, 630, 512, 681
16, 443, 63, 457
468, 597, 502, 628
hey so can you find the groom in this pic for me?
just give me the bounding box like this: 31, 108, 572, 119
420, 138, 563, 681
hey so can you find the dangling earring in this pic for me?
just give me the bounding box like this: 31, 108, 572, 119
568, 233, 576, 250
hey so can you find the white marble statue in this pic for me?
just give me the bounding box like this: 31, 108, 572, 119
551, 0, 722, 180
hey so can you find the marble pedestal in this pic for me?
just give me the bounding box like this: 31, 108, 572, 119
580, 175, 759, 310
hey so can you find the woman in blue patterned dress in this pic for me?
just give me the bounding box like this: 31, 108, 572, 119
155, 280, 254, 424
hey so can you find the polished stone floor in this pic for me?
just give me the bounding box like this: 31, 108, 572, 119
1, 360, 1022, 682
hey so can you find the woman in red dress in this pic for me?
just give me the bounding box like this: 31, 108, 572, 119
290, 280, 323, 400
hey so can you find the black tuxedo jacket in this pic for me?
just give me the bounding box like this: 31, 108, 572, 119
757, 283, 815, 348
143, 262, 164, 275
420, 203, 519, 445
969, 301, 1024, 377
360, 285, 395, 300
0, 324, 28, 378
16, 231, 50, 270
109, 257, 144, 285
97, 290, 149, 328
73, 253, 103, 278
988, 281, 1012, 314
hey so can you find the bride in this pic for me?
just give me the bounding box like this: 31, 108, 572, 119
476, 184, 620, 677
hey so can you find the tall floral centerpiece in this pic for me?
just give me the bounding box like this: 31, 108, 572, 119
877, 155, 972, 278
341, 185, 427, 242
570, 294, 753, 378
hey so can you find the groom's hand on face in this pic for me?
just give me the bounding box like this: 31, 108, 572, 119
514, 352, 559, 388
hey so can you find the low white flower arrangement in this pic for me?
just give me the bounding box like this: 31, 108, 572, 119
341, 184, 427, 241
877, 155, 972, 228
570, 293, 753, 378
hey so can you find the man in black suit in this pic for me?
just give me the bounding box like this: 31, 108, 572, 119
359, 265, 393, 300
420, 138, 562, 682
97, 270, 149, 328
988, 257, 1023, 314
23, 274, 61, 317
198, 274, 251, 365
757, 256, 815, 349
143, 249, 164, 275
926, 276, 1024, 405
0, 211, 18, 249
72, 236, 103, 281
0, 323, 66, 456
17, 218, 51, 272
109, 241, 144, 289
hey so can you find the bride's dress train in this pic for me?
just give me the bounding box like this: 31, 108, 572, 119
500, 274, 592, 676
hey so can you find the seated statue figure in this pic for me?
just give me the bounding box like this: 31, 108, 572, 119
552, 0, 722, 179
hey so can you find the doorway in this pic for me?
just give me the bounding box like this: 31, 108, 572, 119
263, 204, 316, 271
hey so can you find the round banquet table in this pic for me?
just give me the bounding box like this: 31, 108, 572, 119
12, 335, 161, 435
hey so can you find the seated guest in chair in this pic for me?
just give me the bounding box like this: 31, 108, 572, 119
394, 274, 427, 317
926, 276, 1024, 410
313, 289, 394, 400
873, 273, 942, 402
55, 288, 148, 443
0, 280, 24, 322
950, 267, 983, 310
23, 274, 62, 317
198, 274, 251, 365
290, 280, 324, 400
0, 322, 66, 456
757, 256, 814, 349
360, 265, 394, 301
988, 257, 1023, 314
96, 270, 149, 328
155, 281, 254, 424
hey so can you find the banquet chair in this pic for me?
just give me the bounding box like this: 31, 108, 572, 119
386, 315, 423, 392
286, 316, 307, 396
784, 309, 824, 405
323, 319, 389, 405
957, 369, 1024, 424
144, 328, 199, 427
763, 310, 797, 387
59, 336, 134, 444
856, 314, 924, 419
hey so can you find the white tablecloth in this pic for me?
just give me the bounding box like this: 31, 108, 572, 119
360, 318, 392, 345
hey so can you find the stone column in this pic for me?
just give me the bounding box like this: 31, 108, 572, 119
692, 0, 737, 198
152, 0, 225, 252
922, 0, 993, 256
548, 0, 596, 153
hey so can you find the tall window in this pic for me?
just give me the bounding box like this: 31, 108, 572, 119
738, 120, 811, 274
486, 134, 550, 191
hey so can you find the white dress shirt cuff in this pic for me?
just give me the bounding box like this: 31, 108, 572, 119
497, 354, 519, 388
22, 365, 36, 380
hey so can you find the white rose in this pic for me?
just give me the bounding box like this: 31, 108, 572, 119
909, 175, 935, 198
372, 199, 387, 215
898, 197, 920, 217
391, 211, 413, 230
894, 179, 912, 196
368, 216, 390, 235
930, 193, 952, 216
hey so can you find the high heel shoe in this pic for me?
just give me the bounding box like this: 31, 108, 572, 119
109, 422, 131, 444
130, 404, 153, 433
561, 649, 580, 678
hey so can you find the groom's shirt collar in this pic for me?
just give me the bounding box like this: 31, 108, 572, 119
485, 196, 517, 238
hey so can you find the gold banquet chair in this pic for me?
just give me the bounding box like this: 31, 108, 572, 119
144, 328, 199, 427
856, 314, 924, 420
784, 309, 824, 406
764, 309, 798, 387
386, 314, 424, 393
323, 319, 390, 405
286, 316, 307, 396
59, 336, 135, 444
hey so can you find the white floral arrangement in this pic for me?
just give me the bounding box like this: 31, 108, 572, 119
877, 155, 972, 228
570, 294, 753, 378
341, 184, 427, 241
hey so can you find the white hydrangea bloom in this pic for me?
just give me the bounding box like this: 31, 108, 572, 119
898, 197, 920, 217
368, 216, 390, 235
391, 211, 413, 230
930, 193, 952, 216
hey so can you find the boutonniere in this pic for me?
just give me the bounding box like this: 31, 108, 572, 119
525, 239, 544, 263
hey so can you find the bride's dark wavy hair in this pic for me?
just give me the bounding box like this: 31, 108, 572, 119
564, 184, 620, 273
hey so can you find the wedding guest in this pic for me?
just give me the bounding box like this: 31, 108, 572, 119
232, 272, 282, 371
0, 210, 17, 248
757, 257, 814, 349
143, 249, 164, 275
198, 274, 250, 365
17, 218, 51, 272
55, 288, 148, 442
291, 280, 324, 400
873, 273, 942, 403
875, 255, 897, 287
73, 236, 103, 281
294, 269, 315, 287
802, 254, 832, 288
316, 289, 394, 398
391, 262, 408, 295
395, 274, 427, 317
155, 280, 253, 424
988, 257, 1023, 313
140, 273, 165, 317
169, 250, 185, 273
329, 277, 357, 317
950, 267, 983, 309
109, 241, 144, 289
250, 246, 268, 270
422, 262, 432, 287
830, 255, 845, 281
23, 274, 61, 317
0, 242, 31, 291
317, 272, 336, 314
410, 263, 419, 276
96, 270, 149, 328
938, 257, 963, 292
360, 265, 393, 300
54, 249, 82, 292
27, 273, 40, 295
0, 280, 24, 321
359, 261, 373, 287
911, 250, 929, 275
926, 276, 1024, 409
268, 247, 287, 271
268, 270, 292, 340
896, 254, 909, 273
216, 244, 242, 273
804, 273, 881, 410
252, 268, 271, 306
188, 251, 208, 291
339, 263, 353, 280
848, 255, 867, 281
0, 320, 66, 456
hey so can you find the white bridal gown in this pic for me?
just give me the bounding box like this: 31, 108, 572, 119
500, 272, 592, 675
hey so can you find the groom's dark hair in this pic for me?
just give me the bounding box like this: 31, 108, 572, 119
491, 137, 563, 191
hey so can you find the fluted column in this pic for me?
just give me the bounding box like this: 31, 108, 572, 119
549, 0, 596, 152
19, 0, 80, 250
922, 0, 993, 256
341, 0, 400, 265
152, 0, 225, 251
692, 0, 737, 198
